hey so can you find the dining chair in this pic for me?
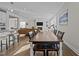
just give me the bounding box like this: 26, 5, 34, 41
33, 43, 47, 56
13, 33, 19, 43
34, 30, 38, 35
8, 34, 16, 47
32, 32, 56, 56
28, 31, 45, 56
0, 37, 8, 52
53, 29, 57, 35
47, 31, 65, 56
28, 31, 34, 40
57, 31, 65, 42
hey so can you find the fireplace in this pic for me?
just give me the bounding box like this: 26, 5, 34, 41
36, 22, 43, 31
38, 27, 42, 30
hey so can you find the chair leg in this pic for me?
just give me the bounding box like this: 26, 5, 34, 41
54, 51, 55, 56
17, 35, 19, 43
9, 35, 10, 47
46, 50, 48, 56
1, 40, 2, 52
43, 51, 45, 56
12, 35, 16, 46
57, 51, 59, 56
33, 51, 35, 56
13, 35, 15, 46
6, 38, 8, 50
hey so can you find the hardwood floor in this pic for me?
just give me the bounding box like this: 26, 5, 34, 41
63, 44, 77, 56
0, 36, 78, 56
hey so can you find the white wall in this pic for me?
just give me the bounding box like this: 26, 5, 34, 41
50, 16, 57, 26
50, 16, 57, 31
56, 3, 79, 55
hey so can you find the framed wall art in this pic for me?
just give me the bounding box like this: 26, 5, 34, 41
59, 9, 68, 25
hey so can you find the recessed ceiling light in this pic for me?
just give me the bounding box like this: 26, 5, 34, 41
11, 9, 14, 12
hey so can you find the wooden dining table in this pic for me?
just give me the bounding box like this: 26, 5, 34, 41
30, 31, 63, 56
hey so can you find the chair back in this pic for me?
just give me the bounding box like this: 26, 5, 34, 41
28, 31, 34, 40
53, 30, 57, 35
57, 31, 65, 40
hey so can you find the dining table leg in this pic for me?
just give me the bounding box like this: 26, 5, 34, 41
17, 35, 19, 43
59, 42, 63, 56
45, 49, 48, 56
30, 42, 34, 56
9, 35, 10, 47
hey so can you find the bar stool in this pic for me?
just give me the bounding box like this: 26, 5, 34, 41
53, 29, 57, 35
0, 37, 8, 52
8, 34, 16, 47
13, 33, 19, 43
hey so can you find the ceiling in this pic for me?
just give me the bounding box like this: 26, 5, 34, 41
0, 2, 64, 20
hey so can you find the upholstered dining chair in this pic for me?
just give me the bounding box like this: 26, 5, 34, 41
33, 43, 46, 56
47, 31, 65, 56
28, 31, 46, 56
57, 31, 65, 42
28, 31, 34, 40
53, 29, 57, 35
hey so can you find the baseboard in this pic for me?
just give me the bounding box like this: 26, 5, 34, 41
64, 41, 79, 56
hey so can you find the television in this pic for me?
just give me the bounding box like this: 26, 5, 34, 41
37, 22, 43, 26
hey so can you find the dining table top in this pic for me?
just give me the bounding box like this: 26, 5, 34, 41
30, 31, 59, 42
